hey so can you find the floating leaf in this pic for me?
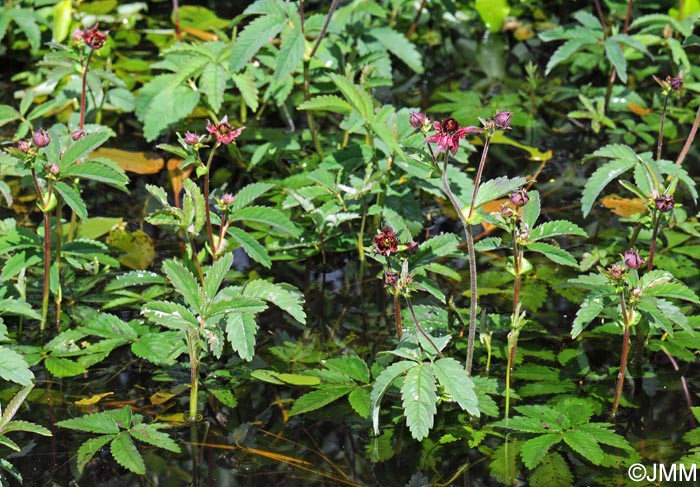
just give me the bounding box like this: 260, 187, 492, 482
91, 148, 164, 175
75, 392, 115, 406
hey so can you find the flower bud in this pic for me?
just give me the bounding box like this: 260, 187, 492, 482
623, 249, 644, 269
48, 164, 60, 175
184, 132, 200, 146
509, 188, 529, 207
608, 264, 624, 279
33, 129, 50, 148
655, 194, 674, 213
383, 270, 399, 287
71, 28, 85, 44
71, 130, 85, 141
406, 241, 419, 254
494, 111, 512, 129
17, 140, 31, 153
631, 287, 643, 299
409, 112, 427, 129
221, 193, 235, 206
669, 74, 683, 91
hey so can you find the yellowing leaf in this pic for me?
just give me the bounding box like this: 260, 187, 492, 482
183, 26, 219, 42
601, 195, 648, 216
150, 390, 176, 405
484, 131, 553, 162
167, 158, 192, 208
106, 226, 156, 270
627, 103, 652, 116
75, 392, 115, 405
154, 413, 187, 424
91, 148, 164, 175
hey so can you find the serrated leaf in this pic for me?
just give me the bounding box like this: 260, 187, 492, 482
230, 205, 301, 236
474, 176, 528, 209
243, 279, 305, 324
530, 452, 574, 487
232, 71, 259, 111
582, 157, 637, 217
644, 282, 699, 303
130, 423, 181, 453
204, 253, 233, 299
200, 62, 227, 112
231, 182, 275, 212
61, 161, 129, 191
572, 297, 604, 338
1, 419, 50, 437
348, 388, 371, 418
0, 347, 34, 386
323, 356, 370, 383
401, 364, 437, 441
526, 242, 578, 267
273, 13, 304, 86
54, 182, 87, 221
521, 191, 541, 229
529, 220, 588, 241
111, 433, 145, 475
141, 301, 199, 330
162, 259, 203, 312
298, 95, 353, 114
76, 435, 115, 473
0, 435, 19, 451
57, 412, 120, 434
328, 73, 374, 120
371, 361, 415, 435
61, 131, 111, 167
433, 358, 479, 416
131, 331, 184, 365
225, 312, 258, 361
563, 429, 604, 465
603, 38, 627, 83
0, 105, 20, 128
521, 434, 562, 469
230, 13, 286, 72
227, 227, 271, 268
368, 27, 424, 73
0, 385, 33, 431
45, 356, 87, 377
544, 38, 593, 75
289, 385, 355, 416
143, 85, 201, 142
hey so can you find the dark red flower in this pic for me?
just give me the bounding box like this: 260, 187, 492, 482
83, 25, 107, 50
33, 129, 50, 147
509, 188, 529, 207
494, 111, 512, 129
373, 227, 398, 257
425, 117, 481, 154
206, 116, 244, 145
623, 249, 644, 269
669, 74, 683, 91
655, 194, 674, 212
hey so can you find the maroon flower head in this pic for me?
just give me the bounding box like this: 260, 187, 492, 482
206, 116, 244, 145
33, 129, 50, 148
409, 112, 427, 129
373, 227, 398, 257
655, 194, 674, 212
669, 74, 683, 91
425, 117, 481, 154
72, 130, 85, 141
17, 140, 31, 153
183, 131, 200, 146
494, 111, 512, 129
83, 25, 107, 50
221, 193, 235, 206
608, 264, 624, 279
509, 188, 529, 207
383, 269, 399, 287
623, 249, 644, 269
406, 240, 419, 254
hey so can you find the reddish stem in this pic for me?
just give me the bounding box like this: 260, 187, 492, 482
79, 49, 94, 131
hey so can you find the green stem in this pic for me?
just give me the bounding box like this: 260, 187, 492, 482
203, 142, 220, 259
647, 212, 661, 272
186, 327, 201, 422
303, 60, 323, 157
188, 236, 205, 286
657, 93, 670, 161
611, 292, 631, 416
31, 169, 50, 334
54, 199, 62, 332
505, 230, 523, 421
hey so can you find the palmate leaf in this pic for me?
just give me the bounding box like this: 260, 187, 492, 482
563, 429, 604, 465
526, 242, 578, 267
77, 435, 115, 473
225, 312, 258, 361
433, 358, 479, 416
130, 423, 181, 453
571, 296, 605, 338
401, 364, 437, 441
530, 452, 574, 487
367, 27, 424, 73
230, 12, 286, 72
111, 433, 145, 475
521, 434, 562, 469
289, 385, 356, 416
371, 361, 416, 435
227, 227, 271, 268
298, 95, 353, 114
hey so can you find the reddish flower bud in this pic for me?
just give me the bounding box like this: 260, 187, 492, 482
184, 132, 200, 146
669, 74, 683, 91
221, 193, 235, 206
373, 227, 398, 257
409, 112, 427, 129
608, 264, 624, 279
494, 111, 512, 129
17, 140, 31, 153
71, 28, 85, 43
206, 116, 244, 145
406, 241, 419, 254
501, 205, 514, 218
71, 130, 85, 141
655, 194, 674, 212
623, 249, 644, 269
383, 269, 399, 287
509, 188, 529, 207
83, 25, 107, 50
48, 164, 60, 175
33, 129, 50, 148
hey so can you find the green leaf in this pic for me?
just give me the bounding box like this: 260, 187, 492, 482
529, 220, 588, 241
401, 364, 437, 441
141, 301, 199, 330
521, 434, 562, 469
348, 388, 371, 418
289, 385, 355, 416
61, 131, 111, 167
563, 429, 604, 465
231, 182, 275, 212
273, 12, 304, 86
475, 0, 510, 31
243, 279, 305, 324
10, 8, 43, 52
644, 282, 699, 303
0, 385, 34, 430
581, 153, 637, 217
232, 71, 259, 112
131, 331, 184, 365
0, 347, 34, 386
61, 161, 129, 191
328, 73, 374, 120
225, 312, 258, 361
530, 452, 574, 487
0, 105, 20, 128
1, 419, 51, 436
544, 38, 594, 75
111, 433, 145, 475
521, 191, 541, 230
162, 259, 204, 313
130, 423, 181, 453
45, 356, 87, 377
276, 373, 321, 386
298, 95, 353, 114
371, 361, 416, 435
230, 206, 301, 236
368, 27, 424, 73
77, 435, 115, 473
137, 75, 202, 142
200, 62, 227, 112
572, 296, 605, 338
230, 13, 286, 72
433, 358, 479, 416
0, 435, 19, 451
227, 227, 271, 268
204, 253, 233, 299
603, 38, 627, 83
474, 176, 528, 209
54, 182, 88, 221
323, 356, 370, 383
57, 412, 120, 434
526, 242, 578, 267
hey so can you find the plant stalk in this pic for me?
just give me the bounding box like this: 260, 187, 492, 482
612, 292, 632, 416
31, 169, 50, 333
79, 49, 95, 131
203, 142, 220, 259
657, 93, 670, 161
646, 212, 661, 272
405, 296, 443, 358
675, 96, 700, 167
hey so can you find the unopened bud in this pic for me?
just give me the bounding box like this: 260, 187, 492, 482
494, 111, 512, 129
33, 129, 50, 148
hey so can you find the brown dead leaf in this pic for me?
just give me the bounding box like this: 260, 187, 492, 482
91, 148, 164, 174
601, 195, 648, 217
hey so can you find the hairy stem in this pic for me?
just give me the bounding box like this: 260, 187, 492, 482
405, 296, 444, 358
172, 0, 182, 41
203, 142, 220, 259
79, 49, 95, 131
393, 293, 403, 339
405, 0, 427, 38
675, 96, 700, 167
647, 212, 661, 272
612, 292, 631, 416
657, 93, 670, 160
